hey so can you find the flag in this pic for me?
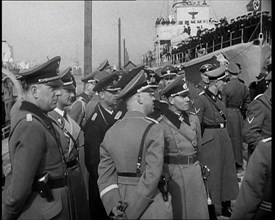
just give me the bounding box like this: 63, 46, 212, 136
246, 0, 261, 12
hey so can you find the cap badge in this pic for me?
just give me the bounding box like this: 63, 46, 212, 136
167, 70, 170, 74
182, 83, 188, 90
26, 113, 32, 122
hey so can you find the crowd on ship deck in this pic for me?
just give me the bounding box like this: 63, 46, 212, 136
152, 11, 272, 65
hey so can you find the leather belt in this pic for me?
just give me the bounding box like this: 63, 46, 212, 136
66, 158, 78, 168
204, 122, 226, 129
164, 153, 198, 165
227, 105, 240, 108
48, 177, 67, 189
117, 172, 141, 177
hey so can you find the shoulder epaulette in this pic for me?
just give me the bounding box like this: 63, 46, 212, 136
156, 115, 163, 122
114, 111, 123, 120
262, 137, 271, 143
145, 117, 159, 124
199, 91, 205, 96
254, 93, 263, 100
91, 112, 98, 121
26, 113, 33, 122
159, 100, 168, 104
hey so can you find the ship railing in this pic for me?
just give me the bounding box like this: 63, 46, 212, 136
170, 29, 244, 65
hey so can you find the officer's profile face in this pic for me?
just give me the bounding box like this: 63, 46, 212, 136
58, 88, 75, 107
139, 92, 155, 115
86, 82, 96, 95
33, 84, 61, 112
169, 95, 190, 113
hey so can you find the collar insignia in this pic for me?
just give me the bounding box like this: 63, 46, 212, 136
247, 117, 254, 124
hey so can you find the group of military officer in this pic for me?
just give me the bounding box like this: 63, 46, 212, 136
2, 54, 271, 220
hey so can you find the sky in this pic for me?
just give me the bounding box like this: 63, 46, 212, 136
2, 0, 272, 72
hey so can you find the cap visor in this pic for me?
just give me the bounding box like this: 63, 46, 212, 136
46, 79, 64, 87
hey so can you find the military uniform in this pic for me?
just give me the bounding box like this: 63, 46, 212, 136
158, 74, 208, 219
193, 66, 239, 215
159, 111, 209, 219
98, 112, 172, 219
231, 137, 272, 219
49, 66, 90, 220
242, 88, 271, 158
84, 73, 122, 220
69, 92, 91, 128
2, 57, 72, 220
49, 109, 90, 220
223, 63, 250, 166
97, 69, 172, 219
84, 102, 123, 219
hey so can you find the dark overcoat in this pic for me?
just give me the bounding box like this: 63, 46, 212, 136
231, 138, 272, 219
223, 78, 250, 165
193, 89, 239, 212
49, 109, 90, 220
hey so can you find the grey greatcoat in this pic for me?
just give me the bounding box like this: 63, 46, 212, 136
159, 110, 209, 219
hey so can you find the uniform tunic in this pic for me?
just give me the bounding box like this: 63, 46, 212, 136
242, 88, 271, 156
97, 111, 173, 219
2, 101, 70, 220
159, 110, 209, 219
68, 92, 91, 128
67, 91, 91, 199
49, 109, 90, 220
84, 102, 123, 219
222, 78, 250, 165
193, 89, 239, 213
231, 138, 272, 219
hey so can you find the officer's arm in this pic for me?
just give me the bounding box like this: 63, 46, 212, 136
84, 122, 102, 175
97, 132, 121, 216
242, 100, 264, 147
243, 86, 251, 110
231, 141, 270, 219
68, 100, 85, 126
125, 124, 165, 219
2, 120, 45, 219
193, 95, 204, 122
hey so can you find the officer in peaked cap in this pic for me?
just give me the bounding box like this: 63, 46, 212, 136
2, 56, 75, 220
249, 71, 269, 101
189, 63, 214, 107
59, 67, 76, 91
161, 65, 178, 79
243, 69, 271, 160
193, 64, 239, 217
69, 70, 110, 128
93, 72, 120, 93
84, 72, 123, 220
158, 74, 209, 219
97, 70, 173, 220
116, 65, 145, 90
18, 56, 63, 88
223, 62, 250, 171
117, 69, 158, 101
49, 66, 90, 219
